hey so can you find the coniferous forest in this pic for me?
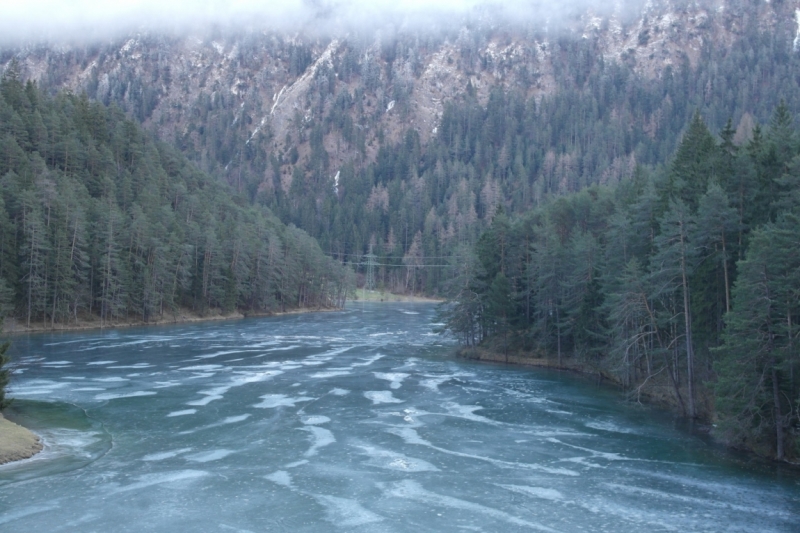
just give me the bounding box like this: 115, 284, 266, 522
0, 65, 351, 329
438, 105, 800, 461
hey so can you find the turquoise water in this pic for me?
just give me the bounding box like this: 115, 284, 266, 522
1, 303, 798, 532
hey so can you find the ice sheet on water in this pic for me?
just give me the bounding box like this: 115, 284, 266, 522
329, 388, 350, 396
301, 426, 335, 457
420, 376, 450, 392
385, 480, 557, 532
350, 353, 385, 367
585, 420, 636, 434
601, 482, 795, 519
142, 448, 193, 461
253, 394, 314, 408
355, 444, 439, 472
95, 391, 156, 401
311, 494, 384, 528
0, 504, 60, 526
112, 470, 209, 493
222, 414, 251, 424
93, 377, 129, 382
167, 409, 197, 417
153, 381, 181, 388
179, 364, 225, 371
196, 350, 250, 359
184, 450, 234, 463
388, 427, 580, 476
364, 391, 404, 404
41, 361, 72, 366
265, 470, 293, 488
310, 369, 351, 379
302, 415, 330, 425
497, 484, 564, 501
264, 345, 301, 352
373, 372, 409, 389
186, 395, 223, 406
9, 380, 68, 396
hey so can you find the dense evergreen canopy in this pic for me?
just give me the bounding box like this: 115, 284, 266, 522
439, 105, 800, 461
0, 65, 351, 331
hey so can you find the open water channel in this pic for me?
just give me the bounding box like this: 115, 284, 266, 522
0, 303, 798, 532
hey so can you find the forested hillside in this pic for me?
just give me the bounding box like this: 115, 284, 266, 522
439, 106, 800, 461
0, 65, 350, 329
7, 1, 800, 295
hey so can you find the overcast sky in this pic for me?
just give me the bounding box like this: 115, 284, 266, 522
0, 0, 629, 44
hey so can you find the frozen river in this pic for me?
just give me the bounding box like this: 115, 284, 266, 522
1, 303, 798, 532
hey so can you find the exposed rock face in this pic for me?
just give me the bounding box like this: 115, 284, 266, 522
0, 0, 794, 194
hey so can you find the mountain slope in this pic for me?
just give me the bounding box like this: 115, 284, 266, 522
4, 0, 800, 293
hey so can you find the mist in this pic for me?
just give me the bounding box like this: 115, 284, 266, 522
0, 0, 645, 45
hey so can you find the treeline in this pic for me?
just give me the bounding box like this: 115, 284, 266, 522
439, 107, 800, 461
0, 65, 351, 328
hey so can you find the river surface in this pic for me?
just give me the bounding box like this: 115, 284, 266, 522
0, 303, 798, 532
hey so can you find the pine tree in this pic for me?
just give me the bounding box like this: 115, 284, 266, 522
716, 214, 800, 459
652, 199, 698, 417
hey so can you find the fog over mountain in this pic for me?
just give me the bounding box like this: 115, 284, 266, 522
1, 0, 642, 44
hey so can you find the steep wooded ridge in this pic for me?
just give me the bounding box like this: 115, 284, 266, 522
4, 0, 800, 293
0, 70, 350, 330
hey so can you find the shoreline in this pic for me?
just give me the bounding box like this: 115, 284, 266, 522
458, 347, 800, 466
0, 413, 42, 465
350, 290, 444, 303
457, 346, 705, 419
1, 305, 344, 336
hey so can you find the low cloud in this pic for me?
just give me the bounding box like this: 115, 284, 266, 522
0, 0, 644, 45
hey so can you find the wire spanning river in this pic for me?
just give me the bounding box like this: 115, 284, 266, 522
0, 303, 798, 532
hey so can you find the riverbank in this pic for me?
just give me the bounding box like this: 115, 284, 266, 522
0, 413, 42, 465
1, 305, 343, 336
458, 346, 713, 420
351, 290, 444, 303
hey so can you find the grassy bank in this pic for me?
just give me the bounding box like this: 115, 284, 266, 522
351, 290, 444, 303
1, 305, 343, 336
0, 413, 42, 465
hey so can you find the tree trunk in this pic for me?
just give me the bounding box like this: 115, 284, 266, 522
680, 228, 696, 418
772, 363, 785, 460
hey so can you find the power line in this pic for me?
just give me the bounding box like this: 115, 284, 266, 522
340, 261, 454, 268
